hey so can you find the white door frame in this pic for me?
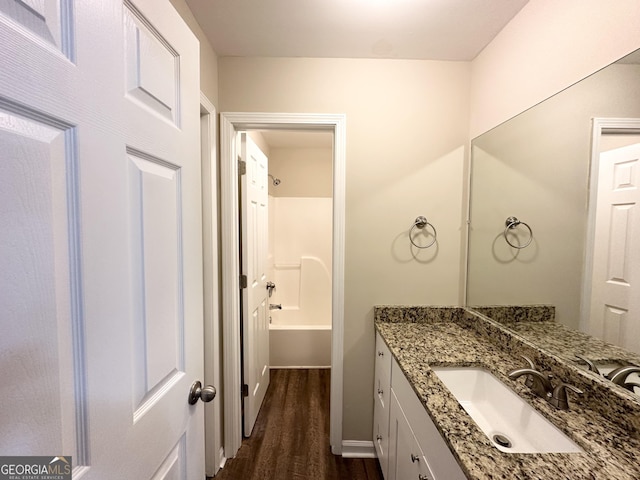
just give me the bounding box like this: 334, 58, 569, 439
220, 112, 346, 457
200, 93, 224, 475
580, 117, 640, 331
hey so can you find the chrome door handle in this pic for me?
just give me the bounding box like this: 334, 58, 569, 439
188, 380, 216, 405
266, 281, 276, 297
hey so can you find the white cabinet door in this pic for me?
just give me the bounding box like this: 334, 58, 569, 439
0, 0, 204, 478
389, 391, 435, 480
391, 360, 467, 480
240, 132, 270, 436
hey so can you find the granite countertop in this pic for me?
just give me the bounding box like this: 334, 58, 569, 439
374, 306, 640, 480
470, 305, 640, 369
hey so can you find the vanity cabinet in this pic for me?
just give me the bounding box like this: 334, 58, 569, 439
373, 332, 392, 478
374, 333, 466, 480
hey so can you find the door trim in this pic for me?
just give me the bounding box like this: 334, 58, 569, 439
200, 93, 224, 475
220, 112, 347, 457
580, 117, 640, 332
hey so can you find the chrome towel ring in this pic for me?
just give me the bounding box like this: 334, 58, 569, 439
504, 216, 533, 249
410, 216, 437, 249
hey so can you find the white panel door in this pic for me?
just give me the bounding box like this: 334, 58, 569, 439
0, 0, 204, 478
240, 133, 270, 436
588, 143, 640, 354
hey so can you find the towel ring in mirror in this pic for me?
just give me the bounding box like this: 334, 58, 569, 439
410, 216, 437, 249
504, 216, 533, 249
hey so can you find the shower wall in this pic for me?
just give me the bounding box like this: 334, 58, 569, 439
268, 196, 333, 367
269, 196, 333, 319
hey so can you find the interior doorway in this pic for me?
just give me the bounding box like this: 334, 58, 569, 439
238, 129, 334, 438
220, 113, 347, 459
255, 129, 334, 370
582, 118, 640, 353
200, 94, 224, 477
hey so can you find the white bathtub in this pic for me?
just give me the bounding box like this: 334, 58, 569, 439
269, 324, 331, 368
269, 256, 332, 368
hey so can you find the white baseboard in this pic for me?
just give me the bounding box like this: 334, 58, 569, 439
341, 440, 377, 458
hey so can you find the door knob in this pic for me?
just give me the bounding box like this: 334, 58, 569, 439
188, 380, 216, 405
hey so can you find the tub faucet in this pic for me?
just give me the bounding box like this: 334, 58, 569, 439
507, 368, 553, 399
269, 304, 282, 310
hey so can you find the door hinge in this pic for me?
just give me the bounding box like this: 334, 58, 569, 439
240, 274, 248, 289
242, 384, 249, 397
238, 157, 246, 176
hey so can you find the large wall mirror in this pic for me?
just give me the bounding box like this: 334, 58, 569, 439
467, 48, 640, 366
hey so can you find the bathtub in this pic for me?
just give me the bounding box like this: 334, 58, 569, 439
269, 323, 332, 368
269, 256, 332, 368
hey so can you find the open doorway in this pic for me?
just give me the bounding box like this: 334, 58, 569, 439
220, 113, 347, 459
238, 129, 334, 438
256, 129, 334, 370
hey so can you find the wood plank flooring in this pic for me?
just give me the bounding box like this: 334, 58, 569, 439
213, 369, 383, 480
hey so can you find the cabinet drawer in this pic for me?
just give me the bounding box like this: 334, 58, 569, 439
373, 404, 390, 477
375, 332, 392, 385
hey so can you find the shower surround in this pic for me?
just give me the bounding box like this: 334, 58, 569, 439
268, 196, 333, 367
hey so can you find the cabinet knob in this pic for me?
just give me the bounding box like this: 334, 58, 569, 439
376, 434, 382, 441
411, 453, 420, 463
378, 388, 384, 395
378, 351, 384, 357
418, 475, 430, 480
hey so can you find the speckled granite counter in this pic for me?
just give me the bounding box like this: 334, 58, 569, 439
471, 305, 640, 368
374, 306, 640, 480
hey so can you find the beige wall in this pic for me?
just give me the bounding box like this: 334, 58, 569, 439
169, 0, 219, 106
269, 147, 333, 197
470, 0, 640, 138
220, 57, 471, 440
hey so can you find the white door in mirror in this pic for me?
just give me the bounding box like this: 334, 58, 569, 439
588, 143, 640, 354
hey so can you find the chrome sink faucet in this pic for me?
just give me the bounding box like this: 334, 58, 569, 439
508, 367, 553, 399
508, 357, 583, 410
606, 365, 640, 391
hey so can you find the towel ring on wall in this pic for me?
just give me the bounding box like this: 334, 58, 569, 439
410, 216, 437, 249
504, 216, 533, 249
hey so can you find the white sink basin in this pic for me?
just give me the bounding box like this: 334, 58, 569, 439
432, 367, 583, 454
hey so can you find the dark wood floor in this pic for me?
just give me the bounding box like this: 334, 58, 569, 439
214, 369, 383, 480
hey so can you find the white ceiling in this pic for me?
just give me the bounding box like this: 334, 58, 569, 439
185, 0, 529, 61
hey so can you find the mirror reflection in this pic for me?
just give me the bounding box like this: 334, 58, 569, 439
467, 48, 640, 393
